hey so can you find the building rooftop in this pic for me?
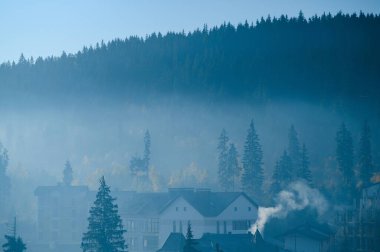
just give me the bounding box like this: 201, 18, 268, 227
157, 231, 279, 252
115, 188, 258, 217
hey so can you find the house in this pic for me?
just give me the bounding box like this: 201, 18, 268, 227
157, 230, 280, 252
117, 188, 258, 252
277, 223, 335, 252
34, 186, 259, 252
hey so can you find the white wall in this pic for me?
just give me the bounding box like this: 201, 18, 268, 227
159, 197, 204, 246
217, 195, 258, 234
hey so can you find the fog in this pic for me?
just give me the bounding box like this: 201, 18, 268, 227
2, 96, 379, 223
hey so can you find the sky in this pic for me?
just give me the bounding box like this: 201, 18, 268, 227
0, 0, 379, 63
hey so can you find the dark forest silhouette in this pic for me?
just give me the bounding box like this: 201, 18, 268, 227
0, 12, 379, 106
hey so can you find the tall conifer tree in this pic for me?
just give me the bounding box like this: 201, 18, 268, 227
217, 129, 229, 191
143, 130, 151, 171
298, 144, 312, 185
271, 151, 293, 193
63, 161, 73, 186
336, 123, 355, 197
81, 176, 127, 252
0, 143, 10, 220
288, 125, 301, 178
358, 120, 374, 187
241, 120, 263, 199
226, 143, 240, 191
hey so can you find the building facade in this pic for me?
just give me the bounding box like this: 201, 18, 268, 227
34, 186, 259, 252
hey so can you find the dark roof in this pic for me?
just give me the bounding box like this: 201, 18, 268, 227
157, 233, 186, 252
117, 189, 258, 217
158, 231, 279, 252
117, 192, 174, 217
180, 192, 257, 217
279, 223, 333, 241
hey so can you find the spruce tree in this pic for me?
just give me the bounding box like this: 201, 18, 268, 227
81, 176, 127, 252
0, 143, 10, 220
271, 151, 293, 194
226, 143, 240, 191
288, 125, 301, 178
63, 161, 73, 186
358, 121, 374, 187
2, 218, 26, 252
183, 223, 198, 252
336, 123, 355, 197
2, 235, 26, 252
241, 120, 263, 199
217, 129, 229, 191
271, 161, 282, 195
143, 130, 151, 171
298, 144, 312, 185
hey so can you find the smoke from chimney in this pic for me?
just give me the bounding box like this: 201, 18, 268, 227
249, 181, 328, 234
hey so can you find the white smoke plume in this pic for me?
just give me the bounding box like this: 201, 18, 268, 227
250, 181, 328, 234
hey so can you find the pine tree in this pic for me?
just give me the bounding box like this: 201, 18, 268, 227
241, 120, 263, 199
288, 125, 301, 179
271, 161, 282, 195
0, 143, 10, 220
183, 223, 198, 252
336, 123, 355, 197
81, 176, 127, 252
226, 143, 240, 191
2, 218, 26, 252
298, 144, 312, 185
271, 151, 293, 194
63, 161, 73, 186
2, 235, 26, 252
143, 130, 151, 171
217, 129, 229, 191
358, 121, 374, 187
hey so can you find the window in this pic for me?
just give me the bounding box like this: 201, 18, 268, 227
248, 207, 251, 211
184, 207, 187, 211
224, 221, 227, 234
179, 221, 183, 233
232, 220, 250, 230
234, 207, 237, 212
176, 207, 179, 211
217, 221, 220, 234
144, 219, 159, 233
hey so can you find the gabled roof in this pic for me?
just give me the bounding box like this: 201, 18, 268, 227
116, 192, 173, 217
160, 191, 258, 217
113, 189, 258, 217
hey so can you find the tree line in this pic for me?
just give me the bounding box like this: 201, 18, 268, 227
0, 12, 379, 106
217, 120, 376, 204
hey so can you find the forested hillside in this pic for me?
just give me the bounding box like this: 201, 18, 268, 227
0, 12, 379, 105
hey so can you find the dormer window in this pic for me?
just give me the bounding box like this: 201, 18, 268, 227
248, 207, 251, 211
234, 207, 237, 211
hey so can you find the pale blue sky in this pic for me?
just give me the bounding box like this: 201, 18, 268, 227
0, 0, 379, 62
